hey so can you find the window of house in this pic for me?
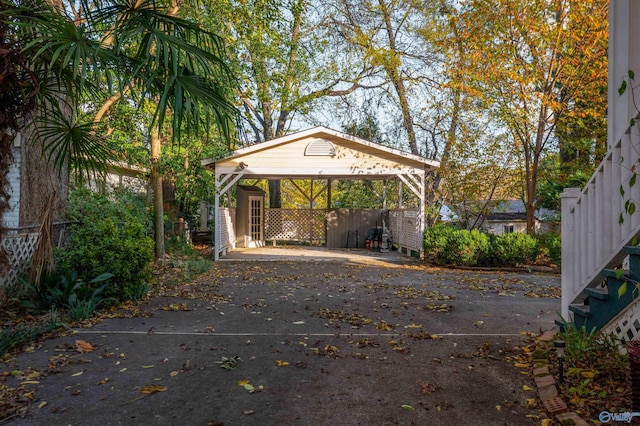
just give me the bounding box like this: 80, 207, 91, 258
503, 225, 514, 234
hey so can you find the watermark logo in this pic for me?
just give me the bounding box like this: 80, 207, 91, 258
599, 411, 640, 423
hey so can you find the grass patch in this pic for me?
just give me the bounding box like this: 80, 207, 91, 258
0, 310, 64, 357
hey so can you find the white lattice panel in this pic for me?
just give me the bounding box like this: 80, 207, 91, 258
0, 232, 40, 291
265, 209, 326, 244
219, 208, 236, 251
603, 297, 640, 349
389, 209, 421, 252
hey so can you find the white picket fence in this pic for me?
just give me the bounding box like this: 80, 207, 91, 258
561, 129, 640, 321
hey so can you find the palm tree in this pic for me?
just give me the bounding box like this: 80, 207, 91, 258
0, 0, 236, 270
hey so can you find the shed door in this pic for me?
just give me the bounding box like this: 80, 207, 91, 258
247, 195, 264, 247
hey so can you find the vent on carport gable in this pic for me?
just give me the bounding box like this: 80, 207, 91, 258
305, 139, 336, 156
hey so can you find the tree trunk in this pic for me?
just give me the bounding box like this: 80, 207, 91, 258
151, 130, 165, 259
379, 0, 419, 155
19, 124, 69, 228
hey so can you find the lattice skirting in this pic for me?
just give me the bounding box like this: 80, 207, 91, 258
1, 232, 40, 294
603, 296, 640, 350
265, 209, 326, 244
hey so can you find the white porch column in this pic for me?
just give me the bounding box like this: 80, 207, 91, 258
561, 187, 581, 321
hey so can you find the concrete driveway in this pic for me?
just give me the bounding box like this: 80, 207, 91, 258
3, 255, 560, 425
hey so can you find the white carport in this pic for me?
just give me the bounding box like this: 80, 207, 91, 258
201, 126, 440, 260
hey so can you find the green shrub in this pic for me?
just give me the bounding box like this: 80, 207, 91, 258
20, 266, 113, 317
490, 232, 538, 266
537, 232, 561, 264
442, 229, 490, 266
57, 188, 154, 303
423, 224, 456, 261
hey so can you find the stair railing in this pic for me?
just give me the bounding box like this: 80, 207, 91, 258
561, 123, 640, 321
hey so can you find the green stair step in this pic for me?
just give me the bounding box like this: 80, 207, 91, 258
569, 304, 590, 316
569, 304, 590, 329
624, 246, 640, 275
584, 287, 608, 300
623, 246, 640, 256
568, 247, 640, 333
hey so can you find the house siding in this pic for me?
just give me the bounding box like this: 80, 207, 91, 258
485, 221, 528, 235
3, 139, 21, 229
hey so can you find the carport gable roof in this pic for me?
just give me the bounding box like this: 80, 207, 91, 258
202, 126, 440, 179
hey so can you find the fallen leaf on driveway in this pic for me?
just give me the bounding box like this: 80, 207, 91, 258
75, 340, 95, 353
140, 385, 168, 394
522, 385, 534, 391
401, 404, 414, 410
215, 356, 240, 370
237, 380, 263, 393
276, 360, 290, 367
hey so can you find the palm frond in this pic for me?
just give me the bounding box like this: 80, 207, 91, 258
31, 113, 110, 180
86, 0, 238, 141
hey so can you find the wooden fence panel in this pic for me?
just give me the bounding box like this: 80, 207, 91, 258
326, 209, 388, 249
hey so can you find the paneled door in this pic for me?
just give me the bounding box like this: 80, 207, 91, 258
248, 196, 264, 247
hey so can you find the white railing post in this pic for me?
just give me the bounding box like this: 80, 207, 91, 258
561, 188, 582, 321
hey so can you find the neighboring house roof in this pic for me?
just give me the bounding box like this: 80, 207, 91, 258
493, 200, 526, 213
442, 199, 559, 222
484, 212, 528, 222
105, 160, 147, 179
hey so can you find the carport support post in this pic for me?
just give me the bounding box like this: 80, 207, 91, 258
214, 177, 220, 261
382, 180, 387, 209
418, 173, 425, 258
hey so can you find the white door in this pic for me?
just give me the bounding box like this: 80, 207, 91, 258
247, 196, 264, 248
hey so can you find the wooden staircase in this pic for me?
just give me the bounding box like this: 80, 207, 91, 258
567, 246, 640, 331
561, 131, 640, 332
560, 2, 640, 336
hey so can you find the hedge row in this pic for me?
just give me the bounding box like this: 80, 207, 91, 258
423, 224, 560, 267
